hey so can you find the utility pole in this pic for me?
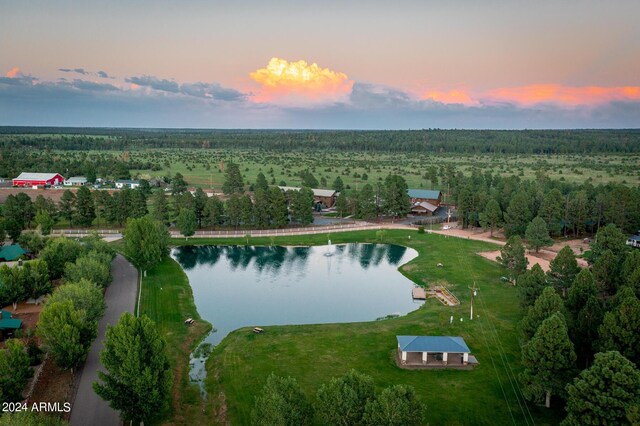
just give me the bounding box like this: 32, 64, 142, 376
469, 282, 477, 320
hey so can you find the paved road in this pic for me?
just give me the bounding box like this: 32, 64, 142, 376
70, 255, 138, 426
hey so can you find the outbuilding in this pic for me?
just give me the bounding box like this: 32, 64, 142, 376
410, 201, 439, 216
115, 179, 140, 189
407, 189, 442, 206
0, 310, 22, 339
0, 244, 28, 262
627, 234, 640, 248
278, 186, 338, 208
397, 335, 477, 368
64, 176, 88, 186
13, 172, 64, 187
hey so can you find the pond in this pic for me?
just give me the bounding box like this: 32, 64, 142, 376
171, 243, 421, 391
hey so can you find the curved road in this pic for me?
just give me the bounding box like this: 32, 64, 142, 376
70, 254, 138, 426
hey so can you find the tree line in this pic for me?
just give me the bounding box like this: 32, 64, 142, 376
252, 370, 423, 426
2, 127, 640, 153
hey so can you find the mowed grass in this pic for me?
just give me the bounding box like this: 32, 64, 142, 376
140, 257, 213, 425
202, 230, 563, 425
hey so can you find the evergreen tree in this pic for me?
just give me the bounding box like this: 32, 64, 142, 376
299, 169, 319, 188
222, 162, 244, 194
572, 296, 604, 367
592, 250, 621, 296
547, 246, 580, 297
362, 385, 422, 426
129, 189, 148, 218
0, 339, 32, 403
504, 190, 533, 237
239, 195, 254, 226
565, 269, 597, 322
225, 194, 242, 227
193, 187, 208, 227
93, 313, 173, 425
252, 374, 314, 426
253, 189, 271, 228
316, 370, 375, 426
598, 290, 640, 364
562, 351, 640, 426
332, 176, 344, 192
74, 186, 96, 226
520, 286, 565, 341
567, 190, 589, 236
497, 235, 528, 284
203, 194, 225, 227
335, 192, 348, 218
59, 189, 76, 226
479, 197, 502, 237
255, 172, 269, 192
520, 313, 576, 408
357, 184, 377, 219
590, 223, 627, 263
290, 188, 314, 225
518, 264, 547, 309
525, 216, 554, 253
383, 175, 411, 217
268, 187, 289, 228
151, 189, 170, 225
539, 188, 565, 236
170, 172, 188, 195
123, 217, 169, 274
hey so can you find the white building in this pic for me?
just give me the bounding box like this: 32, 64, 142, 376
115, 179, 140, 189
64, 176, 88, 186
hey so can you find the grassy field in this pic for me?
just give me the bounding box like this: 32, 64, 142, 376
52, 149, 640, 190
137, 230, 565, 425
139, 257, 213, 425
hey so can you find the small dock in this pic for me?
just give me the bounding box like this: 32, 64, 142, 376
412, 287, 427, 300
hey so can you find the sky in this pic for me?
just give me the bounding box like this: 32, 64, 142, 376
1, 0, 639, 129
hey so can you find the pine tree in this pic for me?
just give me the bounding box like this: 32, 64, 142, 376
497, 235, 528, 284
74, 186, 96, 226
151, 189, 170, 225
335, 192, 348, 218
255, 172, 269, 192
383, 175, 411, 218
592, 250, 621, 296
539, 188, 565, 236
504, 190, 533, 237
291, 188, 314, 225
268, 187, 289, 228
598, 290, 640, 364
520, 313, 576, 408
203, 195, 225, 227
222, 162, 244, 194
332, 176, 344, 192
479, 197, 502, 237
590, 223, 627, 263
93, 313, 173, 425
518, 264, 547, 309
170, 172, 188, 195
525, 216, 554, 253
547, 245, 579, 296
59, 190, 76, 226
562, 351, 640, 426
520, 286, 565, 341
357, 184, 377, 219
565, 269, 597, 321
193, 188, 208, 227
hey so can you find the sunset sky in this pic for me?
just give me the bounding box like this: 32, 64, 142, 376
1, 0, 639, 129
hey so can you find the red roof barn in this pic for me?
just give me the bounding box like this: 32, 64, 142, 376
13, 172, 64, 187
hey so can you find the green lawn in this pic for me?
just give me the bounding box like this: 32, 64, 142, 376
202, 230, 563, 425
139, 257, 213, 425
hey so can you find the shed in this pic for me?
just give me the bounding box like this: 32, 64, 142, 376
0, 310, 22, 333
397, 335, 476, 367
0, 244, 27, 261
13, 172, 64, 187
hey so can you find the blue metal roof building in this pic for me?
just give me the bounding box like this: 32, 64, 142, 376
397, 336, 470, 353
396, 335, 476, 368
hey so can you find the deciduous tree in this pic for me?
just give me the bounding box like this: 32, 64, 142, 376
317, 369, 375, 426
362, 384, 422, 426
0, 339, 32, 403
252, 374, 314, 426
94, 313, 173, 425
123, 217, 169, 275
37, 300, 89, 370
